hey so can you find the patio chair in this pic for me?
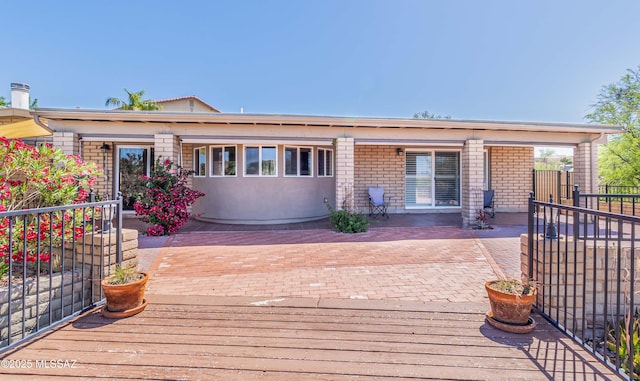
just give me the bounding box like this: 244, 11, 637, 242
368, 187, 390, 219
483, 190, 495, 218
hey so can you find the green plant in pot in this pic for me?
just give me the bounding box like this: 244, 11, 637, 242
485, 278, 537, 332
100, 265, 149, 318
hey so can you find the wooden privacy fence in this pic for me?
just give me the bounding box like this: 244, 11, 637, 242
532, 169, 574, 203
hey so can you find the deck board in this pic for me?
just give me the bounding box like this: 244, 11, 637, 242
0, 295, 623, 380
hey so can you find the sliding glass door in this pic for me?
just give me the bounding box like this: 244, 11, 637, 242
405, 151, 460, 208
405, 152, 433, 207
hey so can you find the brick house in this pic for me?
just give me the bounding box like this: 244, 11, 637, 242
29, 100, 620, 227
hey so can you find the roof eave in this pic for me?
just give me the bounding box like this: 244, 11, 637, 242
31, 108, 624, 134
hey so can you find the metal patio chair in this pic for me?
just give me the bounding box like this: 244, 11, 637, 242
484, 189, 496, 218
368, 187, 390, 219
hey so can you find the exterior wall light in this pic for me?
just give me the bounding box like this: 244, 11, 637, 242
100, 143, 111, 186
396, 148, 404, 156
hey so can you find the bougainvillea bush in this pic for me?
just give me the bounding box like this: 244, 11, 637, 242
0, 137, 102, 279
133, 158, 205, 236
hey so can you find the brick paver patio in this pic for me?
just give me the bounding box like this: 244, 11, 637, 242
144, 226, 506, 303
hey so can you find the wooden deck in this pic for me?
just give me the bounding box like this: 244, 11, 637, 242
0, 295, 622, 380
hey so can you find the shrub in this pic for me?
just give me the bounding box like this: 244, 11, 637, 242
0, 138, 102, 278
608, 309, 640, 380
133, 158, 205, 236
0, 138, 100, 210
327, 204, 369, 233
487, 279, 535, 296
105, 265, 144, 285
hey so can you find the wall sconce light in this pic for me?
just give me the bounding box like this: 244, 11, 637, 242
396, 148, 404, 156
100, 143, 111, 185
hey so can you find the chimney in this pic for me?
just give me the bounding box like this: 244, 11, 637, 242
10, 82, 30, 109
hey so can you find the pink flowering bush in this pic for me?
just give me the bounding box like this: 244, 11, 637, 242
0, 138, 99, 210
133, 158, 205, 236
0, 137, 102, 278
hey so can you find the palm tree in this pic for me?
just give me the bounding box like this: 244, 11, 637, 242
0, 97, 38, 109
105, 89, 161, 111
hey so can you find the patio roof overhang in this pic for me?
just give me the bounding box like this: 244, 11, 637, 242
0, 119, 52, 139
32, 108, 623, 136
0, 108, 52, 139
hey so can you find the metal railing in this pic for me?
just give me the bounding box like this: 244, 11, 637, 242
600, 185, 640, 195
574, 185, 640, 217
0, 197, 122, 351
528, 193, 640, 379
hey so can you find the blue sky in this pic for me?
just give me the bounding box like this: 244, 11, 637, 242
1, 0, 639, 124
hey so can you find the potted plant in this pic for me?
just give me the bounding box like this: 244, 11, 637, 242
100, 265, 149, 318
485, 278, 537, 333
475, 209, 491, 229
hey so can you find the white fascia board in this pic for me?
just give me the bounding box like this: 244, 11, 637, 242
355, 139, 464, 146
484, 141, 577, 147
181, 136, 333, 145
79, 135, 155, 143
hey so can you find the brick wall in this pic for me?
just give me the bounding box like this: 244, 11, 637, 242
573, 142, 597, 194
82, 141, 113, 198
490, 146, 533, 212
461, 140, 484, 227
181, 143, 194, 190
334, 138, 355, 210
52, 132, 79, 156
354, 145, 404, 212
521, 234, 639, 333
154, 134, 179, 164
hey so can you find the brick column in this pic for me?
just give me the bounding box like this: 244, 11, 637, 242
461, 139, 484, 227
154, 133, 180, 164
52, 132, 80, 156
573, 142, 598, 194
70, 229, 139, 303
490, 146, 533, 211
334, 137, 355, 211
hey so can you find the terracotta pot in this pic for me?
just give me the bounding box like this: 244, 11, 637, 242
101, 272, 148, 316
485, 280, 536, 325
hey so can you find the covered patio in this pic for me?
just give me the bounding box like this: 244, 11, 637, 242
31, 108, 622, 227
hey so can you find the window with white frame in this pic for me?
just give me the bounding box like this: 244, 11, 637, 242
285, 146, 312, 177
211, 146, 237, 176
317, 148, 333, 177
244, 146, 277, 176
194, 147, 206, 177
